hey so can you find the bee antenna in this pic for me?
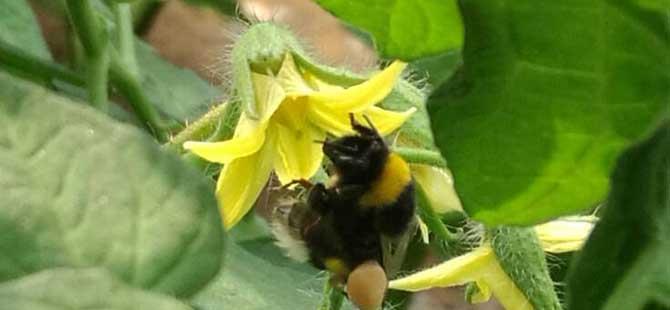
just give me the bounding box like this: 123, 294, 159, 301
362, 114, 378, 133
313, 139, 327, 144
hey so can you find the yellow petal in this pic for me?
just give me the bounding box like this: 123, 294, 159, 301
307, 102, 354, 137
302, 70, 344, 92
389, 246, 494, 291
183, 117, 267, 164
359, 106, 416, 135
389, 245, 532, 310
411, 164, 463, 214
307, 61, 407, 112
252, 72, 286, 122
273, 122, 325, 184
276, 53, 314, 96
215, 134, 275, 230
534, 216, 596, 253
308, 105, 416, 137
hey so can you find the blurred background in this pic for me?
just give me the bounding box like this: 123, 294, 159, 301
27, 1, 501, 308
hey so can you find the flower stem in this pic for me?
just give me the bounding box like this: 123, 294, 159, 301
319, 279, 344, 310
109, 64, 167, 141
165, 100, 241, 151
393, 147, 447, 167
415, 183, 460, 258
65, 0, 110, 111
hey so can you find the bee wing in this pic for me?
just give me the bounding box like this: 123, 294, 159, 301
381, 216, 418, 278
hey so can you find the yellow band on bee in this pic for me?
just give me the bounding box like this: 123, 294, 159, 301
359, 153, 412, 207
324, 257, 349, 276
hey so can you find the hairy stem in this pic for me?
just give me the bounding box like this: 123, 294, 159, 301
319, 279, 344, 310
394, 147, 447, 167
165, 99, 241, 151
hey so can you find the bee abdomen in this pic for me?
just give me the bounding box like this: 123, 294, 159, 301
374, 182, 415, 236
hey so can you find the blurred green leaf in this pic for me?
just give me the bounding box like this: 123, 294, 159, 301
567, 121, 669, 310
0, 0, 51, 60
193, 237, 355, 310
134, 40, 221, 121
315, 0, 463, 60
410, 50, 461, 91
429, 0, 670, 225
0, 268, 191, 310
0, 72, 224, 298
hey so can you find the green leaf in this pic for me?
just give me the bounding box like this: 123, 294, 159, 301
429, 0, 670, 225
0, 0, 51, 60
193, 236, 355, 310
410, 50, 461, 91
0, 72, 224, 297
0, 268, 191, 310
567, 121, 670, 310
315, 0, 463, 60
134, 40, 222, 121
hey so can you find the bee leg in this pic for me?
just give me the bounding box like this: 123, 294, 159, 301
336, 184, 366, 201
307, 183, 332, 214
282, 178, 314, 189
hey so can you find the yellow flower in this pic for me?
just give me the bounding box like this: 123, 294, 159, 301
389, 245, 533, 310
534, 216, 596, 253
184, 54, 416, 229
389, 217, 595, 309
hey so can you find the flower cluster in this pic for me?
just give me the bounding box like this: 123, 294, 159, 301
184, 54, 415, 229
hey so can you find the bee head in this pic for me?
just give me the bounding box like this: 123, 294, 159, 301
321, 114, 388, 185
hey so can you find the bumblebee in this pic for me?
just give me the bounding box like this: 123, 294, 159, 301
272, 114, 415, 308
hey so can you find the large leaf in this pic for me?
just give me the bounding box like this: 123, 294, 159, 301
567, 121, 669, 310
134, 40, 222, 122
0, 0, 51, 60
315, 0, 463, 60
193, 227, 355, 310
429, 0, 670, 225
0, 268, 191, 310
0, 72, 224, 297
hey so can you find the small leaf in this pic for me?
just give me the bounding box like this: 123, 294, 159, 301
315, 0, 463, 60
0, 72, 224, 297
0, 268, 191, 310
0, 0, 52, 60
430, 0, 670, 225
567, 121, 670, 310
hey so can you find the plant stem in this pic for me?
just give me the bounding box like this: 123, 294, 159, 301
105, 2, 168, 141
319, 279, 344, 310
415, 183, 460, 258
393, 147, 447, 167
66, 0, 110, 111
113, 3, 138, 76
109, 64, 167, 141
0, 41, 84, 88
165, 99, 241, 151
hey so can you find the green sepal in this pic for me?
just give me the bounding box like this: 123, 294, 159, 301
489, 226, 561, 309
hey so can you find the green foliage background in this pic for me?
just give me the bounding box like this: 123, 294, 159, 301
0, 0, 668, 309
